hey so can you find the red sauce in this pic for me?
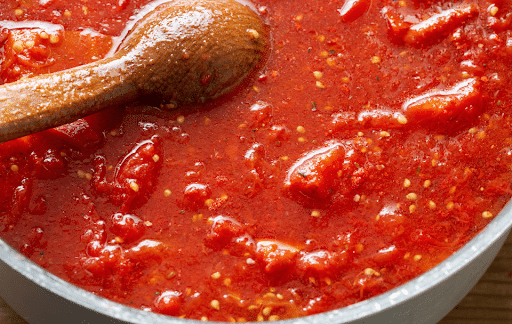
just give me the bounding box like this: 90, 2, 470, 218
2, 0, 512, 321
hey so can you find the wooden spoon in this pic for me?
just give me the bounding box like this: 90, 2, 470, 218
0, 0, 267, 143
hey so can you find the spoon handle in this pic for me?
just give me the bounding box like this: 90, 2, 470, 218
0, 56, 137, 143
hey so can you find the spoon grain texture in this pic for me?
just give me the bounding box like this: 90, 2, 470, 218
0, 0, 267, 143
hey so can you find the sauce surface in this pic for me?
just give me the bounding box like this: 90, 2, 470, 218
1, 0, 512, 321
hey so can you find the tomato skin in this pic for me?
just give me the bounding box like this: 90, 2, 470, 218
30, 149, 66, 179
154, 291, 183, 316
284, 142, 345, 205
296, 250, 349, 277
126, 239, 169, 264
205, 216, 245, 249
47, 120, 101, 151
338, 0, 371, 23
404, 5, 479, 46
382, 7, 411, 43
255, 241, 298, 274
44, 106, 122, 153
402, 78, 483, 131
110, 213, 145, 243
182, 183, 211, 209
10, 178, 32, 220
92, 135, 163, 211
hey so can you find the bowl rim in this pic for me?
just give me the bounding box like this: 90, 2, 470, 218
1, 200, 512, 324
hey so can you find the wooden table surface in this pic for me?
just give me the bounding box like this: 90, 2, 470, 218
2, 233, 512, 324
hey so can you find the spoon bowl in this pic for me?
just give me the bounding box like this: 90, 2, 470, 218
0, 0, 268, 143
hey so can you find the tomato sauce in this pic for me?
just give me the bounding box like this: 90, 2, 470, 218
2, 0, 512, 321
